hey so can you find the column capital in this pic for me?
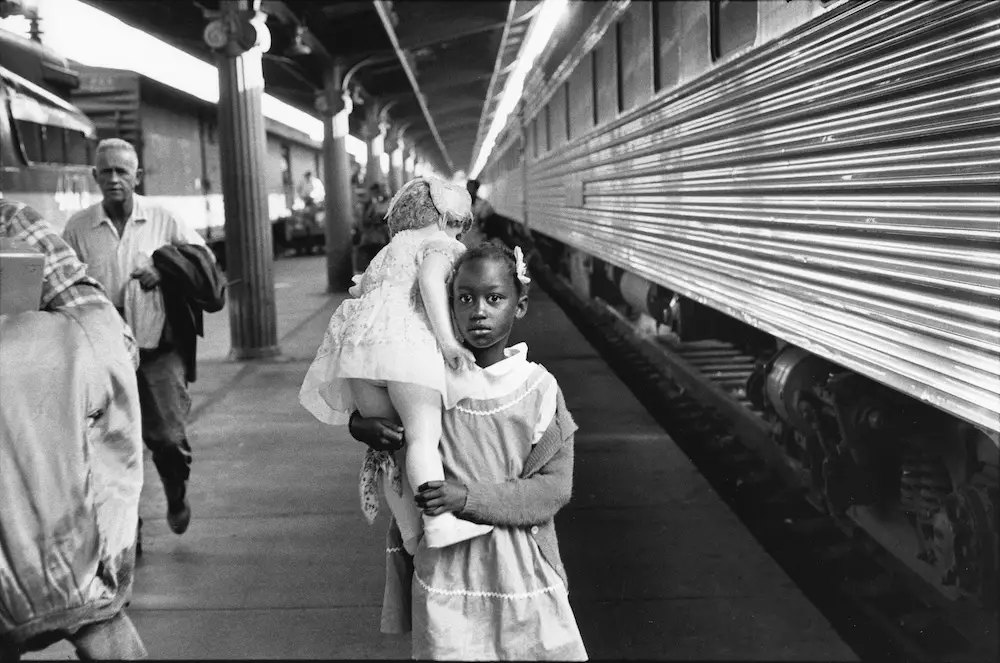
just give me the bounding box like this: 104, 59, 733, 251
204, 3, 269, 58
315, 88, 349, 117
383, 130, 399, 155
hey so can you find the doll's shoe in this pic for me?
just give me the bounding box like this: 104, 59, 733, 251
422, 513, 493, 549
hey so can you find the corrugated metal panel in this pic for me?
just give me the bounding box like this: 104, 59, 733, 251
490, 0, 1000, 432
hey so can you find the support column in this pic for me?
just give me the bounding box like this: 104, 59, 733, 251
364, 101, 386, 190
403, 143, 415, 183
519, 101, 530, 230
385, 128, 402, 195
208, 0, 279, 359
318, 60, 355, 292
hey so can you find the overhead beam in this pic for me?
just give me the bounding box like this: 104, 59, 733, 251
432, 116, 481, 132
425, 96, 488, 118
397, 17, 510, 52
373, 0, 454, 173
420, 69, 493, 93
470, 0, 518, 172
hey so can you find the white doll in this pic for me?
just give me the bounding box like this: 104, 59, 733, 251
300, 177, 493, 553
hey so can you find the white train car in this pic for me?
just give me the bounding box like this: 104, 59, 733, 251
480, 0, 999, 606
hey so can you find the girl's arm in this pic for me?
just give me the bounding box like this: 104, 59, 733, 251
418, 252, 474, 370
347, 410, 404, 452
460, 437, 574, 527
417, 394, 577, 526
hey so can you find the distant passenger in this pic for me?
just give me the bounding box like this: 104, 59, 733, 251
349, 241, 587, 660
352, 182, 390, 275
297, 170, 325, 206
63, 138, 223, 542
1, 199, 147, 660
465, 178, 500, 244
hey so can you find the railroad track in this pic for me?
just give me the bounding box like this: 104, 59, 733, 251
517, 236, 996, 663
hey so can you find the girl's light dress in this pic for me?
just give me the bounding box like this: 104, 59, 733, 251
299, 228, 468, 425
410, 344, 588, 661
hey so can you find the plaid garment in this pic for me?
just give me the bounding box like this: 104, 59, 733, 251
0, 199, 108, 310
0, 199, 139, 366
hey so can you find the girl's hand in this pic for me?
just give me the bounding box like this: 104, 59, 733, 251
415, 480, 468, 516
348, 412, 405, 452
442, 342, 476, 371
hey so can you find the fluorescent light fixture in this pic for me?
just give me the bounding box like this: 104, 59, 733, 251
16, 0, 367, 161
469, 0, 567, 179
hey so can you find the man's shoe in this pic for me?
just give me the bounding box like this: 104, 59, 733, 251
165, 481, 191, 535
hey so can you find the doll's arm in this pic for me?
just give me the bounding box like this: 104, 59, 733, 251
418, 253, 474, 370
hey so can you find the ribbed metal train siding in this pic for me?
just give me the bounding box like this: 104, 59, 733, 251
489, 0, 1000, 433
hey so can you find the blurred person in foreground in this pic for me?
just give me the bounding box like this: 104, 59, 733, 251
0, 198, 146, 660
64, 138, 225, 539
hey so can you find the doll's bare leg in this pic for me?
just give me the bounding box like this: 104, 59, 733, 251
349, 379, 422, 552
387, 381, 493, 548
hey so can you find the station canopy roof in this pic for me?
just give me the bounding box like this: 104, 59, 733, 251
82, 0, 542, 177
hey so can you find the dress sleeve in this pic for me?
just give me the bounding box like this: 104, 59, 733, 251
416, 234, 466, 268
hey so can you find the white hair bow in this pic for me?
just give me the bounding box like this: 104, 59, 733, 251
514, 246, 531, 286
428, 178, 472, 221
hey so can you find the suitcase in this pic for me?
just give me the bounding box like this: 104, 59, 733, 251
0, 238, 44, 315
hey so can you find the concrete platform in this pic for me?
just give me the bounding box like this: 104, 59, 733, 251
25, 254, 856, 660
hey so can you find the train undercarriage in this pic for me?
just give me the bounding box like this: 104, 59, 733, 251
527, 227, 998, 610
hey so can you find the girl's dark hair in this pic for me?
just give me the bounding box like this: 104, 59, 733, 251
451, 239, 530, 296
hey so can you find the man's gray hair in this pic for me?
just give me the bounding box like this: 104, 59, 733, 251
96, 138, 138, 161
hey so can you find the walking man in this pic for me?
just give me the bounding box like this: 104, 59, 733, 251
64, 138, 211, 537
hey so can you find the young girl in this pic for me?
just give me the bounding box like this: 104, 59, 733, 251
351, 241, 588, 661
299, 177, 494, 553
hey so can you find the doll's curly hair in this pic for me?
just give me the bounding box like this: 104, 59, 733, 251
386, 179, 473, 237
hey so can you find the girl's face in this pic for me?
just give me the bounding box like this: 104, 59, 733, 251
452, 257, 527, 367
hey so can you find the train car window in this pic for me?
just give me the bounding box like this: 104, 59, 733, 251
42, 125, 67, 164
594, 30, 619, 125
590, 51, 599, 127
570, 52, 595, 138
564, 82, 571, 142
542, 103, 551, 154
64, 129, 90, 165
615, 21, 624, 113
530, 117, 538, 159
14, 119, 44, 163
653, 1, 681, 91
619, 1, 654, 111
711, 0, 758, 61
549, 85, 568, 149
